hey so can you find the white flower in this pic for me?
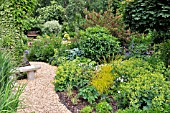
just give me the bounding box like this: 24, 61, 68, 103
118, 91, 120, 93
120, 79, 124, 82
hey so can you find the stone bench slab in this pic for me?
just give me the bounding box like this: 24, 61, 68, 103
18, 65, 41, 72
17, 65, 41, 80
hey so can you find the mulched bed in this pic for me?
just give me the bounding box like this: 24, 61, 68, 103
57, 91, 89, 113
57, 91, 117, 113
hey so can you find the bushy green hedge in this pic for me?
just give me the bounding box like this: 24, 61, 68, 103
78, 26, 121, 63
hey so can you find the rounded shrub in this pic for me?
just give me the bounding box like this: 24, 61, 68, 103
42, 20, 62, 35
36, 3, 64, 23
78, 26, 121, 63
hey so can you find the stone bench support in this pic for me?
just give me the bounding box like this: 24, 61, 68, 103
17, 65, 41, 80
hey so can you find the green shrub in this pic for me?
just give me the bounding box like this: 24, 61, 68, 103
53, 57, 96, 91
159, 40, 170, 67
64, 0, 85, 32
85, 0, 119, 14
78, 85, 99, 104
112, 57, 167, 86
80, 106, 93, 113
83, 9, 130, 43
42, 20, 62, 35
96, 101, 113, 113
115, 73, 170, 110
49, 43, 82, 66
36, 2, 64, 23
78, 26, 121, 63
91, 65, 115, 94
124, 0, 170, 34
27, 36, 61, 62
124, 31, 154, 58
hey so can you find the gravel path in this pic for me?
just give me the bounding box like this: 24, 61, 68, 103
17, 62, 71, 113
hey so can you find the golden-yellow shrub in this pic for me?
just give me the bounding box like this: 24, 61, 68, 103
91, 65, 115, 94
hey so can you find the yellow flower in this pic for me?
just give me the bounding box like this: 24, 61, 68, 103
64, 33, 71, 41
46, 35, 50, 38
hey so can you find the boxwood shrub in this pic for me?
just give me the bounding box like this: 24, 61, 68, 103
78, 26, 121, 63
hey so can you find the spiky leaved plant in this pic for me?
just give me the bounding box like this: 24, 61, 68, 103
0, 50, 25, 113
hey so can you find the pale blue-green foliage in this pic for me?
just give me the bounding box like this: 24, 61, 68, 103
42, 20, 62, 35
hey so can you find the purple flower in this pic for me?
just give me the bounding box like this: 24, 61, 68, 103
24, 50, 29, 54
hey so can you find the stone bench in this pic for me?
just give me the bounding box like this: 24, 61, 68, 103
17, 65, 41, 80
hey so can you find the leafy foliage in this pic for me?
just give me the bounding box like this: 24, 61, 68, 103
64, 0, 85, 32
124, 31, 154, 58
159, 40, 170, 67
0, 0, 37, 32
117, 105, 170, 113
83, 9, 130, 42
0, 50, 24, 112
116, 73, 170, 110
78, 85, 99, 104
0, 0, 37, 49
54, 57, 96, 91
91, 65, 115, 94
112, 57, 167, 86
85, 0, 119, 14
80, 106, 93, 113
124, 0, 170, 37
96, 101, 113, 113
27, 36, 61, 62
36, 2, 64, 23
78, 26, 121, 63
42, 20, 62, 35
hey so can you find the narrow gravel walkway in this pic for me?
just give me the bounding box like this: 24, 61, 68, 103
17, 62, 71, 113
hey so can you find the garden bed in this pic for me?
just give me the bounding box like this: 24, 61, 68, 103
57, 91, 117, 113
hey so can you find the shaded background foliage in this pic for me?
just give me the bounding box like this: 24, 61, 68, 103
124, 0, 170, 42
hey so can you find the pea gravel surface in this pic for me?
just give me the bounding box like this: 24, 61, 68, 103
17, 62, 71, 113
